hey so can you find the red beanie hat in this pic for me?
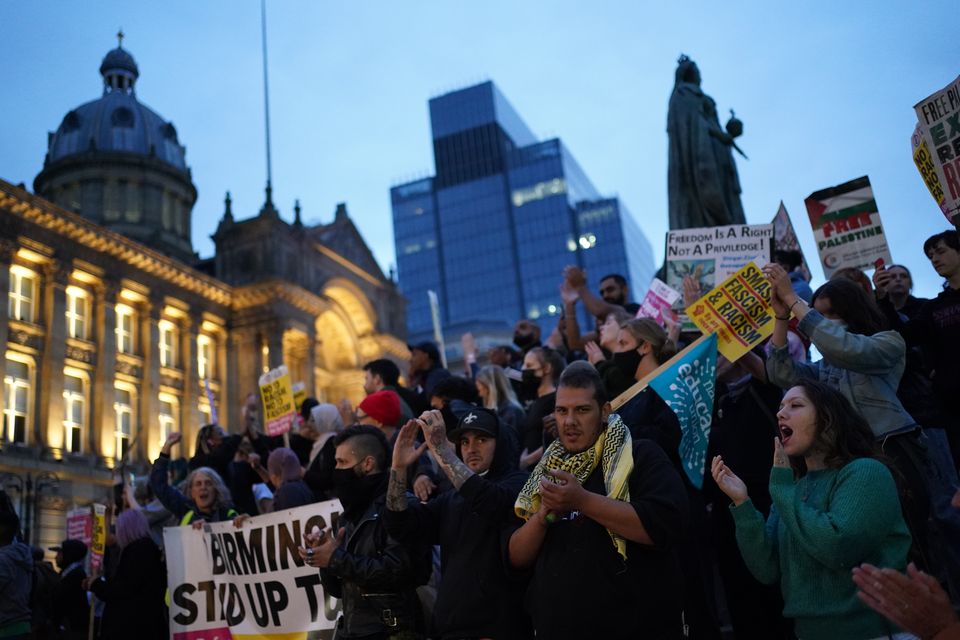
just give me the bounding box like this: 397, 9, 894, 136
358, 391, 401, 427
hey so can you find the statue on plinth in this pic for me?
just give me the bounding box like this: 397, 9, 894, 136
667, 55, 747, 230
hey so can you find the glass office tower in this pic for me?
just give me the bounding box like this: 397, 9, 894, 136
392, 81, 656, 344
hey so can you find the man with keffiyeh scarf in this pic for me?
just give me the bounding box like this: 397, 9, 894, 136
508, 361, 690, 639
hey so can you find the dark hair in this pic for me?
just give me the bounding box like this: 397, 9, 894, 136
195, 424, 222, 456
334, 425, 390, 471
558, 361, 608, 406
786, 380, 880, 477
363, 359, 400, 387
885, 264, 913, 289
811, 278, 886, 336
774, 249, 803, 270
830, 267, 873, 295
600, 274, 628, 288
528, 346, 566, 384
620, 318, 678, 364
923, 230, 960, 256
430, 375, 479, 405
0, 511, 21, 545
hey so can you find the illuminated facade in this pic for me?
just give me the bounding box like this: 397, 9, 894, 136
0, 43, 407, 549
392, 81, 655, 347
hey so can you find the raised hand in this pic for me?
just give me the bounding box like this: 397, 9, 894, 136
559, 280, 580, 305
417, 410, 452, 454
853, 562, 958, 639
711, 455, 748, 506
392, 420, 427, 471
682, 275, 702, 308
563, 265, 587, 290
584, 341, 605, 366
772, 437, 790, 469
161, 431, 182, 455
762, 263, 796, 316
872, 267, 891, 299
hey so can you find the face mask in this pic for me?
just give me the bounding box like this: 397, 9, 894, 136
520, 369, 542, 397
513, 332, 536, 350
333, 465, 382, 516
613, 349, 643, 379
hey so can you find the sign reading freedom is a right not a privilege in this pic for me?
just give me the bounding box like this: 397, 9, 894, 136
804, 176, 892, 279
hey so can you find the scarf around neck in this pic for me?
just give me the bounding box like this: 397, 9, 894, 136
515, 414, 634, 558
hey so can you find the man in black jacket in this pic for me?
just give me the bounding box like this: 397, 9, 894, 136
385, 407, 530, 639
508, 361, 688, 639
50, 539, 89, 640
300, 426, 429, 639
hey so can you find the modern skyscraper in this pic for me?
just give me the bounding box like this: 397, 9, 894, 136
392, 81, 655, 344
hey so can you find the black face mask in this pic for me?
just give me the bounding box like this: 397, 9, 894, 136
613, 349, 643, 380
513, 332, 537, 350
333, 465, 384, 517
520, 369, 542, 398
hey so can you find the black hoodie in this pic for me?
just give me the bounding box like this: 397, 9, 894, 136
384, 409, 531, 639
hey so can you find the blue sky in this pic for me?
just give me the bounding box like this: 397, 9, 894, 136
2, 1, 956, 299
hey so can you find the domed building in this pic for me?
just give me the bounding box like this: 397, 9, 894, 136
34, 42, 197, 262
0, 39, 408, 550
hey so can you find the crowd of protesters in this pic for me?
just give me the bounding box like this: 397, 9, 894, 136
2, 230, 960, 640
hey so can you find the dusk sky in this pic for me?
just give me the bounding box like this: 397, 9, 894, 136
2, 1, 956, 299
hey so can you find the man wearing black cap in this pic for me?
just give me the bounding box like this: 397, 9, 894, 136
408, 341, 451, 414
50, 539, 89, 639
385, 408, 530, 639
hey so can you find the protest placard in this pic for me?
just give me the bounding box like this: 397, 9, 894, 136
804, 176, 892, 279
90, 503, 106, 573
664, 223, 773, 298
771, 201, 812, 279
164, 501, 342, 640
66, 507, 92, 547
686, 261, 775, 362
292, 382, 307, 416
636, 277, 681, 323
914, 75, 960, 223
259, 365, 296, 437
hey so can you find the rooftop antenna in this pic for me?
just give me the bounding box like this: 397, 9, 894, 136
260, 0, 275, 209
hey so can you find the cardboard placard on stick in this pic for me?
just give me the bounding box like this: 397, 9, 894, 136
913, 75, 960, 222
259, 365, 296, 437
686, 262, 775, 363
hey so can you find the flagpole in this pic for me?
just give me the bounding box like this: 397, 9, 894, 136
610, 332, 714, 411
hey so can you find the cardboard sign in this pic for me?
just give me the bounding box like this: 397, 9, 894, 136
636, 278, 681, 323
164, 501, 343, 639
664, 223, 773, 300
90, 503, 106, 573
258, 365, 296, 437
292, 382, 307, 417
914, 76, 960, 222
804, 176, 892, 278
771, 201, 812, 280
66, 507, 92, 547
686, 262, 775, 362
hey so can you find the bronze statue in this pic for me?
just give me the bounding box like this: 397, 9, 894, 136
667, 55, 747, 230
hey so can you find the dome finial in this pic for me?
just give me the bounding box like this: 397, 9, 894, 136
117, 28, 124, 49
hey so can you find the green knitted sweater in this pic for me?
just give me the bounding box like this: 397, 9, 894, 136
730, 459, 912, 640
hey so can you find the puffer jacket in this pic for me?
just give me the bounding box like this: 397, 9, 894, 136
0, 540, 33, 630
320, 492, 430, 639
767, 309, 915, 438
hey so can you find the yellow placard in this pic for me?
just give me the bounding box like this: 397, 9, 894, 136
90, 503, 106, 572
686, 261, 775, 362
259, 365, 296, 436
292, 382, 307, 415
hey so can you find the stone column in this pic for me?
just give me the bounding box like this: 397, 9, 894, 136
215, 329, 229, 429
180, 320, 200, 450
226, 329, 253, 433
92, 279, 118, 464
139, 295, 162, 464
267, 322, 285, 371
37, 259, 70, 456
0, 239, 15, 426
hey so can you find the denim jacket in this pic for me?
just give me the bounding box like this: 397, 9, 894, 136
766, 309, 915, 438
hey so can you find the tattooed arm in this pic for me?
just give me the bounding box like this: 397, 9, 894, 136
387, 420, 426, 512
419, 410, 475, 491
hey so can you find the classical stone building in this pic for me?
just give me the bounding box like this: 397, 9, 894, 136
0, 42, 407, 548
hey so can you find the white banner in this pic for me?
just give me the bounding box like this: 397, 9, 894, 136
164, 501, 343, 640
665, 223, 773, 299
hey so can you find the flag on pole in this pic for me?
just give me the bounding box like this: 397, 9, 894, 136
647, 333, 718, 488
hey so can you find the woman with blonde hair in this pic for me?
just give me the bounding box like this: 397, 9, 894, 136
474, 364, 525, 438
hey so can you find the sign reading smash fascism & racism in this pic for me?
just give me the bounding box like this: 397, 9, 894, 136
686, 261, 775, 362
164, 501, 342, 640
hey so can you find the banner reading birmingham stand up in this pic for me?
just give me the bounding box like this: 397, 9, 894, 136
164, 501, 342, 640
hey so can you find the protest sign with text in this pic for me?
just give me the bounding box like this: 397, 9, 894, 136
292, 382, 307, 417
914, 75, 960, 222
771, 201, 812, 280
664, 223, 773, 297
259, 365, 296, 437
804, 176, 892, 279
164, 500, 343, 640
686, 261, 775, 362
90, 504, 106, 573
636, 278, 681, 323
66, 507, 92, 548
